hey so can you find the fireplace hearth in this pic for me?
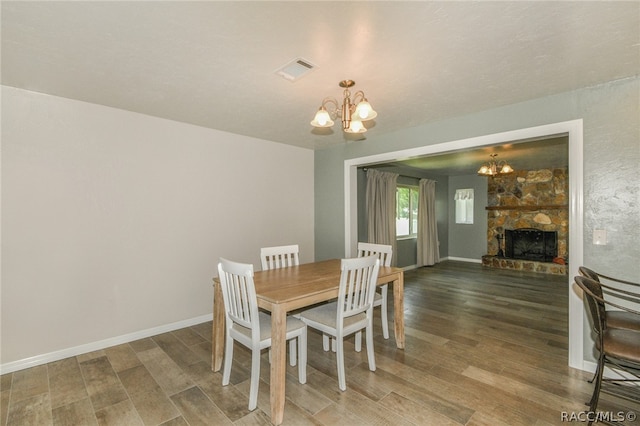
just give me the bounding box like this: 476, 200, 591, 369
504, 228, 557, 262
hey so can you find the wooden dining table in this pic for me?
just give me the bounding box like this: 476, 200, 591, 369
211, 258, 405, 425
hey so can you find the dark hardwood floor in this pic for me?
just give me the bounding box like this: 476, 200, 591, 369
2, 260, 639, 425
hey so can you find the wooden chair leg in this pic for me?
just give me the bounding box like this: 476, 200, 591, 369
248, 348, 261, 411
336, 336, 346, 391
297, 332, 307, 384
366, 324, 376, 371
381, 284, 390, 339
289, 339, 297, 366
222, 336, 233, 385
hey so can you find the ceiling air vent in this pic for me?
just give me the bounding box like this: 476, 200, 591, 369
275, 57, 316, 82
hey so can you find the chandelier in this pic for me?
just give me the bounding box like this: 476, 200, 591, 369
310, 80, 377, 134
477, 154, 514, 177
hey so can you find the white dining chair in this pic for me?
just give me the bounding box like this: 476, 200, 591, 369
298, 255, 380, 391
325, 242, 392, 352
356, 242, 392, 348
260, 244, 300, 270
260, 244, 300, 366
218, 258, 307, 410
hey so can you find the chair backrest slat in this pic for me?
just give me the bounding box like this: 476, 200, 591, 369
579, 265, 640, 288
357, 242, 392, 267
338, 255, 380, 321
578, 266, 600, 282
260, 244, 300, 270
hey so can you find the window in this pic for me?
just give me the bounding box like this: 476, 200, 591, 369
396, 185, 419, 238
455, 188, 474, 224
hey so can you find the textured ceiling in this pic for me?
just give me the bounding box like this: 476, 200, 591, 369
2, 1, 638, 158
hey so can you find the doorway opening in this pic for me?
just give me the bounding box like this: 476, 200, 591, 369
343, 120, 584, 370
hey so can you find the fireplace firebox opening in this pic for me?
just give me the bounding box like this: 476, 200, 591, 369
504, 228, 558, 262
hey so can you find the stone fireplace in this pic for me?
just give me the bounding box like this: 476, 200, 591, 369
481, 168, 568, 275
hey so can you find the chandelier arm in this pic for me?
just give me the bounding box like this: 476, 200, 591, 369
352, 90, 366, 105
320, 97, 341, 117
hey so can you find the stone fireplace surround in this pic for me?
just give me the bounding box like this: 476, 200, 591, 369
482, 168, 568, 275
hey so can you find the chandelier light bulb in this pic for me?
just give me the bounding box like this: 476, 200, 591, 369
501, 164, 514, 174
346, 120, 366, 133
355, 100, 377, 120
317, 112, 329, 126
310, 107, 334, 128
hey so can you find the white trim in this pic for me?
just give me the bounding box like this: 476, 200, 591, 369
0, 314, 213, 374
447, 257, 482, 264
583, 360, 640, 384
344, 120, 584, 370
400, 264, 419, 271
567, 120, 585, 370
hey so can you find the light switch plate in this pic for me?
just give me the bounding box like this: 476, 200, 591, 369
593, 229, 607, 245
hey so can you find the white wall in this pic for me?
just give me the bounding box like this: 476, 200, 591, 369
1, 87, 315, 370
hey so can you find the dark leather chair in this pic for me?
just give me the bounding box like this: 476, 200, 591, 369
578, 266, 640, 386
579, 266, 640, 332
574, 275, 640, 423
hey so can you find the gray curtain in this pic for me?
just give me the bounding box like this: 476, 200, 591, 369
417, 179, 440, 266
366, 169, 398, 265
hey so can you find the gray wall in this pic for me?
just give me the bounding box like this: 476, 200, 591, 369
314, 77, 640, 366
315, 77, 639, 275
448, 175, 488, 260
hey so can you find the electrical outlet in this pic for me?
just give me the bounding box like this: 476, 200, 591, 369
593, 229, 607, 245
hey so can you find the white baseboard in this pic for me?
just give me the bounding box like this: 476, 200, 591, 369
403, 258, 481, 270
401, 264, 418, 271
582, 360, 597, 374
446, 256, 482, 263
583, 360, 640, 383
0, 313, 213, 375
